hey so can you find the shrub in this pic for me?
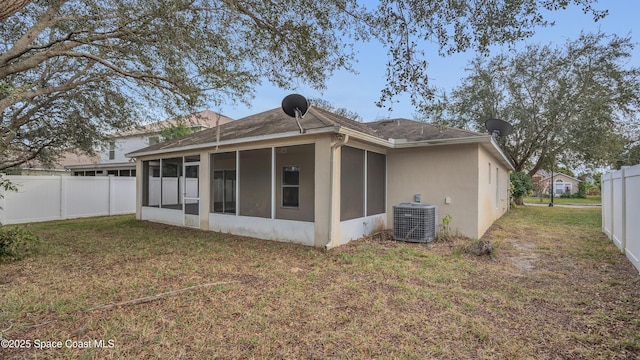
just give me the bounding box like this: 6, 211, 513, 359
577, 182, 586, 198
510, 172, 533, 205
0, 226, 40, 262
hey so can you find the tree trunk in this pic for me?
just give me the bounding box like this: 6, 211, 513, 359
0, 0, 33, 21
515, 196, 525, 206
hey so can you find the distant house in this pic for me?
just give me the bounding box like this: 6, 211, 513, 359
127, 106, 514, 248
533, 171, 581, 196
66, 110, 233, 176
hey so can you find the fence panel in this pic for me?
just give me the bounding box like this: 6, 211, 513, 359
602, 165, 640, 273
0, 175, 136, 225
624, 166, 640, 272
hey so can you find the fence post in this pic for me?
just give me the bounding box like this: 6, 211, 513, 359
60, 175, 66, 220
620, 168, 626, 256
109, 175, 115, 216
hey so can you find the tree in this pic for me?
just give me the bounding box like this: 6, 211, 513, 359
160, 120, 195, 142
310, 98, 362, 122
1, 0, 607, 171
510, 171, 533, 206
0, 0, 32, 21
422, 32, 640, 176
617, 141, 640, 167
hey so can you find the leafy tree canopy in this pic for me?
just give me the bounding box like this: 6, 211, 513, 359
310, 98, 363, 122
617, 140, 640, 168
422, 32, 640, 175
0, 0, 607, 170
160, 120, 195, 142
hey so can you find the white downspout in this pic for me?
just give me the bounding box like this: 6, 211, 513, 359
326, 134, 349, 250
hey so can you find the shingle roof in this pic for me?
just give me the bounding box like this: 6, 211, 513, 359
366, 119, 484, 141
115, 110, 233, 137
127, 107, 486, 156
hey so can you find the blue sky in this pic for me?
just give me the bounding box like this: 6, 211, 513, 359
217, 1, 640, 122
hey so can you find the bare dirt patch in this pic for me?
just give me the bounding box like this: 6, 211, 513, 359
509, 239, 539, 273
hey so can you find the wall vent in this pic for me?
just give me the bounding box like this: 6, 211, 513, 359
393, 203, 437, 243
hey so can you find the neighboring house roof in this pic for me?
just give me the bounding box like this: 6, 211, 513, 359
541, 172, 581, 182
55, 151, 101, 167
127, 106, 515, 171
115, 110, 233, 137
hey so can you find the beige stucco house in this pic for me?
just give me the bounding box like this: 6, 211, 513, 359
533, 171, 581, 196
127, 107, 514, 248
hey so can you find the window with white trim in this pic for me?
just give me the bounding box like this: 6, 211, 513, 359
108, 142, 115, 160
282, 166, 300, 208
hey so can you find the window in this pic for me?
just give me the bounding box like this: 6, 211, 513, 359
148, 136, 160, 145
282, 166, 300, 208
108, 170, 118, 176
555, 179, 564, 195
108, 142, 115, 160
119, 169, 130, 176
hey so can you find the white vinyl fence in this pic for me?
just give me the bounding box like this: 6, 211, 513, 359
0, 175, 136, 225
602, 164, 640, 273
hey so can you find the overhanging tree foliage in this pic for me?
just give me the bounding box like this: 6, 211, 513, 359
1, 0, 607, 170
423, 32, 640, 175
310, 98, 363, 122
160, 120, 196, 142
0, 0, 32, 21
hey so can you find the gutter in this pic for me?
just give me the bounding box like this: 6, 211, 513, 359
326, 134, 349, 250
390, 134, 493, 148
488, 136, 516, 171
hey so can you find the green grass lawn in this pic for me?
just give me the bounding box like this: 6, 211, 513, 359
1, 207, 638, 359
525, 194, 602, 205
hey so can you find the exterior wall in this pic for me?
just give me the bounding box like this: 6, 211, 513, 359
477, 145, 511, 238
339, 214, 386, 245
136, 135, 335, 247
386, 144, 480, 239
133, 135, 507, 247
140, 206, 183, 226
103, 135, 152, 163
209, 213, 315, 246
314, 135, 333, 247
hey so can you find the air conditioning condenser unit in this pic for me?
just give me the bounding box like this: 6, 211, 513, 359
393, 202, 437, 243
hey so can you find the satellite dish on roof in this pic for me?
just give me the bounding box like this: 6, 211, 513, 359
281, 94, 309, 134
485, 118, 513, 137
